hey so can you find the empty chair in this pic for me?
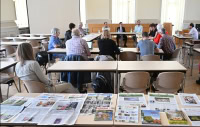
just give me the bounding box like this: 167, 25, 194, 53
23, 80, 46, 93
122, 72, 150, 93
120, 52, 137, 61
170, 48, 181, 61
141, 55, 160, 61
1, 45, 16, 58
27, 40, 41, 48
153, 72, 184, 93
13, 38, 23, 42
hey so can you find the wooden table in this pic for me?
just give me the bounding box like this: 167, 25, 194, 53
3, 37, 47, 40
1, 93, 199, 126
110, 32, 136, 35
47, 61, 118, 93
19, 34, 52, 37
82, 33, 101, 42
173, 34, 193, 47
191, 48, 200, 76
117, 61, 187, 92
0, 41, 27, 46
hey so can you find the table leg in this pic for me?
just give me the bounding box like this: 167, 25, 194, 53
18, 78, 21, 92
188, 46, 192, 68
114, 71, 118, 94
191, 50, 194, 76
0, 86, 3, 102
181, 73, 186, 93
48, 53, 50, 67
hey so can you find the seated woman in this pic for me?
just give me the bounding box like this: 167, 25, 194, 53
66, 29, 91, 60
154, 24, 168, 44
15, 43, 79, 93
98, 30, 120, 60
48, 28, 65, 59
149, 23, 157, 39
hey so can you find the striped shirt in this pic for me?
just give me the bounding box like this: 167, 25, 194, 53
66, 36, 91, 60
158, 34, 176, 54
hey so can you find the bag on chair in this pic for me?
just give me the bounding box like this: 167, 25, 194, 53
35, 51, 48, 66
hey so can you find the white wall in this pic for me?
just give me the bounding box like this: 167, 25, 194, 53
27, 0, 80, 38
184, 0, 200, 23
0, 0, 16, 21
86, 0, 112, 21
135, 0, 161, 23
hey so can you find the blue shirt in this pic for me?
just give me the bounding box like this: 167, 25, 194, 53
48, 35, 61, 50
134, 25, 143, 33
137, 39, 157, 56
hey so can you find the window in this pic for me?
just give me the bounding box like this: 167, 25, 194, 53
112, 0, 135, 23
161, 0, 185, 34
14, 0, 29, 28
80, 0, 86, 27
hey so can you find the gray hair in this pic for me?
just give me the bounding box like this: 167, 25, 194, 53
72, 28, 80, 37
51, 28, 60, 36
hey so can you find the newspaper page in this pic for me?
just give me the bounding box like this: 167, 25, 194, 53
0, 105, 24, 122
28, 98, 57, 109
80, 93, 113, 115
37, 93, 65, 100
1, 96, 33, 107
178, 93, 200, 106
66, 94, 87, 100
118, 93, 148, 110
38, 99, 84, 125
148, 93, 179, 112
182, 108, 200, 126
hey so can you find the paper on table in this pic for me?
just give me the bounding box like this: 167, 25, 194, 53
1, 96, 33, 107
36, 93, 65, 100
182, 108, 200, 126
178, 93, 200, 106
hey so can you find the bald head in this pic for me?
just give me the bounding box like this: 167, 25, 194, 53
72, 28, 80, 37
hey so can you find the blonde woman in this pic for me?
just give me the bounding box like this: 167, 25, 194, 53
98, 30, 120, 60
15, 43, 79, 93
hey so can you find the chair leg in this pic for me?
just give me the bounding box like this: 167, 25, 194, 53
13, 81, 20, 92
23, 84, 29, 93
7, 83, 11, 99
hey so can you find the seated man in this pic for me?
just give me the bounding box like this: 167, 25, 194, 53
102, 22, 110, 31
133, 20, 143, 46
64, 23, 76, 42
137, 32, 159, 57
116, 22, 128, 47
158, 28, 176, 60
78, 22, 86, 37
188, 23, 198, 40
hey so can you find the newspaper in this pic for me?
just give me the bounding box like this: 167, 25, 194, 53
38, 99, 84, 125
118, 93, 148, 109
178, 93, 200, 106
1, 96, 33, 107
80, 93, 113, 115
182, 108, 200, 126
37, 93, 66, 100
66, 94, 88, 100
148, 93, 179, 112
0, 105, 24, 122
28, 98, 57, 109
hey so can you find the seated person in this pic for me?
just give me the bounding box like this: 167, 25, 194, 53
153, 24, 163, 44
66, 29, 91, 60
188, 23, 198, 40
65, 23, 76, 42
48, 28, 65, 59
78, 22, 86, 37
133, 20, 143, 46
15, 43, 79, 93
137, 32, 159, 56
158, 28, 176, 60
98, 30, 120, 60
149, 23, 157, 39
102, 22, 110, 31
116, 22, 128, 47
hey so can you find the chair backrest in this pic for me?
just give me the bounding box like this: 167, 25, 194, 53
42, 41, 48, 51
123, 72, 150, 93
193, 44, 200, 56
23, 80, 46, 93
141, 55, 160, 61
1, 45, 16, 56
27, 40, 41, 47
120, 52, 137, 61
171, 48, 181, 58
155, 72, 184, 93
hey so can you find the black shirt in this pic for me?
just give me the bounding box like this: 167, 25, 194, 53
98, 38, 120, 60
64, 30, 72, 42
149, 29, 157, 37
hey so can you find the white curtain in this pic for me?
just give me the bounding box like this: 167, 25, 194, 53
161, 0, 185, 33
80, 0, 86, 27
112, 0, 135, 23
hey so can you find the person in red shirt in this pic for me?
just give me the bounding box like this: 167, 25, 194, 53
197, 63, 200, 84
153, 24, 168, 44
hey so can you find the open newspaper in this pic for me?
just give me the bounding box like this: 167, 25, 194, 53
182, 108, 200, 126
178, 93, 200, 106
1, 96, 33, 107
148, 93, 179, 112
36, 93, 66, 100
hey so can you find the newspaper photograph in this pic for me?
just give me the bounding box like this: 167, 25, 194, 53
118, 93, 148, 109
178, 93, 200, 106
182, 108, 200, 126
0, 105, 24, 122
38, 99, 84, 125
1, 96, 33, 107
28, 98, 57, 109
66, 94, 87, 100
148, 93, 179, 112
37, 93, 65, 100
80, 93, 113, 115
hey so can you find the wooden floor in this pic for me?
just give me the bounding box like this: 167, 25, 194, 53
1, 39, 200, 101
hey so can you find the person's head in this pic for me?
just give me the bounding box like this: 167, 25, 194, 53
79, 22, 83, 28
69, 23, 76, 30
142, 32, 149, 39
119, 22, 123, 26
189, 23, 194, 29
104, 22, 108, 27
101, 29, 111, 39
16, 43, 34, 65
137, 20, 141, 25
51, 28, 60, 37
161, 28, 166, 36
157, 24, 163, 33
71, 28, 80, 37
150, 23, 156, 31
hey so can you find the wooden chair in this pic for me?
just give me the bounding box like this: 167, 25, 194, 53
1, 45, 16, 58
122, 72, 150, 93
23, 80, 46, 93
141, 55, 160, 61
153, 72, 184, 93
120, 52, 137, 61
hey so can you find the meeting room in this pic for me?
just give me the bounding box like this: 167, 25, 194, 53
1, 0, 200, 126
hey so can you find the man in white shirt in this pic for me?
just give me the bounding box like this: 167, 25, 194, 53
189, 23, 198, 40
102, 22, 110, 31
133, 20, 143, 46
